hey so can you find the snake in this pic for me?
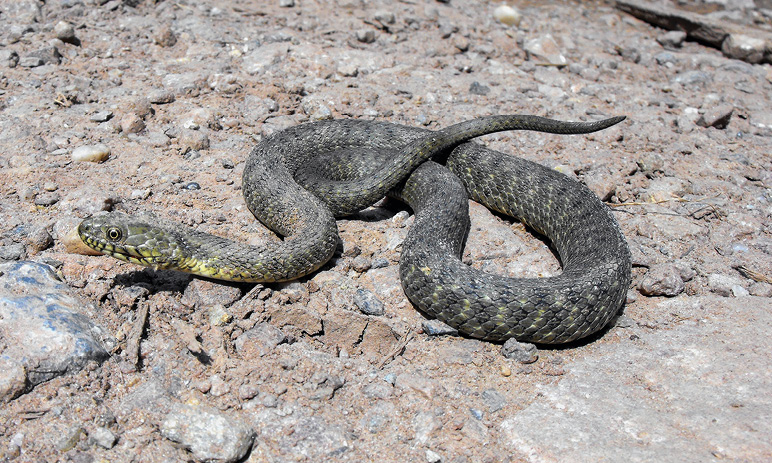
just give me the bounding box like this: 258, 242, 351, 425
78, 115, 631, 343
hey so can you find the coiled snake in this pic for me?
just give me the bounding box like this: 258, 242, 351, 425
79, 115, 631, 343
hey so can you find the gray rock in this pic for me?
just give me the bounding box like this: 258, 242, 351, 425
672, 70, 713, 86
353, 288, 385, 316
0, 261, 113, 397
0, 243, 26, 261
722, 33, 767, 64
356, 29, 376, 43
501, 338, 538, 364
638, 263, 686, 297
54, 21, 78, 44
657, 30, 687, 49
707, 273, 746, 297
90, 111, 114, 122
523, 34, 567, 65
0, 50, 20, 67
422, 319, 458, 337
469, 81, 490, 95
697, 105, 733, 129
161, 403, 255, 463
91, 427, 117, 449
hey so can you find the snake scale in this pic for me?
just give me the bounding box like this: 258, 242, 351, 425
79, 115, 631, 343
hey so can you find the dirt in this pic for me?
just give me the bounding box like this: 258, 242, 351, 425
0, 0, 770, 462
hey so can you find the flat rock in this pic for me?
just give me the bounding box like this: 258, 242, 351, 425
0, 261, 113, 399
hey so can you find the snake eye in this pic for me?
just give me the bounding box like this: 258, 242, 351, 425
106, 227, 123, 241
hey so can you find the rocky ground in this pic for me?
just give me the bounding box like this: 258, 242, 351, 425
1, 0, 771, 462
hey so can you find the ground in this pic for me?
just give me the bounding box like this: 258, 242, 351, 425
0, 0, 770, 462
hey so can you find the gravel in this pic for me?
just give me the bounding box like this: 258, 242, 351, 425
0, 0, 770, 462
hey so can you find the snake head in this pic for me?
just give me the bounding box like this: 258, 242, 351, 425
78, 212, 178, 269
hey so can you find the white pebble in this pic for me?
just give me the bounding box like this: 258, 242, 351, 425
71, 144, 110, 163
493, 5, 522, 26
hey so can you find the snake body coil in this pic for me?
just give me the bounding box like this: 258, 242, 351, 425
79, 115, 631, 343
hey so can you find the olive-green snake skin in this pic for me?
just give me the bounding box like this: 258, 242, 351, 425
79, 115, 631, 343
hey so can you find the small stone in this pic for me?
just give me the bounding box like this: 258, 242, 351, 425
422, 319, 458, 337
338, 63, 358, 77
524, 34, 567, 65
493, 5, 522, 26
353, 289, 385, 316
656, 30, 686, 50
356, 29, 376, 43
0, 50, 19, 67
638, 264, 685, 297
374, 10, 396, 25
28, 47, 61, 65
426, 449, 442, 463
371, 257, 389, 269
120, 113, 145, 134
54, 21, 78, 44
25, 226, 53, 253
148, 89, 176, 104
707, 273, 746, 297
0, 358, 26, 403
501, 338, 538, 363
91, 427, 117, 449
697, 105, 733, 129
33, 192, 60, 206
180, 130, 210, 151
19, 56, 44, 68
351, 256, 371, 273
722, 33, 766, 64
155, 25, 177, 47
161, 403, 255, 463
71, 144, 110, 163
90, 111, 113, 122
469, 81, 490, 95
279, 0, 295, 6
56, 427, 84, 452
209, 374, 231, 397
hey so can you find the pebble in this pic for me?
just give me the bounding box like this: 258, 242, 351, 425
148, 89, 176, 104
279, 0, 295, 7
501, 338, 538, 364
707, 273, 747, 297
426, 449, 442, 463
161, 403, 255, 463
371, 257, 390, 269
656, 30, 686, 49
0, 50, 19, 67
638, 263, 686, 297
33, 192, 60, 206
71, 143, 110, 162
697, 105, 734, 129
180, 130, 210, 151
356, 29, 376, 43
154, 25, 177, 47
722, 33, 767, 64
90, 111, 113, 122
54, 21, 78, 44
91, 427, 117, 449
422, 319, 459, 337
353, 288, 386, 315
469, 81, 490, 95
523, 34, 567, 65
120, 113, 145, 134
493, 5, 522, 26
